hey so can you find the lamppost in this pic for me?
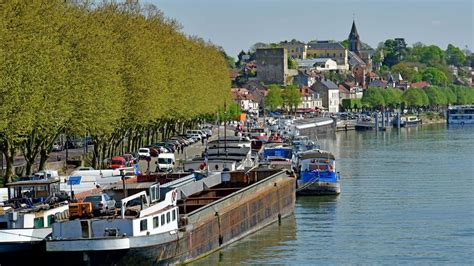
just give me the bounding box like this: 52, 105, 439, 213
120, 169, 127, 197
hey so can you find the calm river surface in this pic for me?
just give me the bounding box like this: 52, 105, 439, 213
193, 123, 474, 265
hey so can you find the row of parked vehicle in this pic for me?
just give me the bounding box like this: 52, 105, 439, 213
137, 128, 213, 158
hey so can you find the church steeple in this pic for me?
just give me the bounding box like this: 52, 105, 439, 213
348, 20, 361, 54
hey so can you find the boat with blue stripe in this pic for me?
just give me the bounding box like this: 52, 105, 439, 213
295, 149, 340, 195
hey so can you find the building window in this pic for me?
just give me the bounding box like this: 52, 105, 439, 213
166, 212, 171, 223
326, 53, 329, 57
340, 53, 342, 57
140, 219, 147, 231
161, 214, 165, 225
172, 210, 176, 221
333, 53, 336, 57
153, 216, 159, 228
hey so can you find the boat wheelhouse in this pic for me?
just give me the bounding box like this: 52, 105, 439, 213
296, 149, 340, 196
0, 178, 69, 253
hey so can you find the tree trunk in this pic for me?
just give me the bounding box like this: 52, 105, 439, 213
38, 148, 49, 171
3, 144, 16, 185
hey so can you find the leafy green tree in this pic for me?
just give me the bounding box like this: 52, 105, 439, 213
421, 67, 448, 86
288, 58, 298, 69
362, 87, 386, 109
445, 44, 466, 66
391, 63, 422, 82
423, 86, 447, 109
441, 87, 457, 105
382, 88, 403, 109
282, 85, 302, 114
265, 85, 283, 111
402, 88, 428, 108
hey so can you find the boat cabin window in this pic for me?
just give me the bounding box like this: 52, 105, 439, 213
149, 184, 159, 203
47, 215, 55, 227
34, 217, 44, 228
172, 209, 176, 221
153, 216, 159, 228
140, 219, 147, 231
161, 214, 165, 226
301, 159, 335, 172
166, 212, 171, 223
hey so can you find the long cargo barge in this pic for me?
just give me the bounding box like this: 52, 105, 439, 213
46, 168, 295, 265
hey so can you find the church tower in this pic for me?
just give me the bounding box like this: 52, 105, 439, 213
348, 20, 361, 54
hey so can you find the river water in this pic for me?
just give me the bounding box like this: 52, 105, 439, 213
193, 123, 474, 265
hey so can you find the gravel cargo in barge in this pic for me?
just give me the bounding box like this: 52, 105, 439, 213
46, 168, 295, 265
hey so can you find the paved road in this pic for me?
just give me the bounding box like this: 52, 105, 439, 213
136, 126, 234, 174
0, 145, 93, 169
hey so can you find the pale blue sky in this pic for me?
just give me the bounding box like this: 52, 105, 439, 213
148, 0, 473, 57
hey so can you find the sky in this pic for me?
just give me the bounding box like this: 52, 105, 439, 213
148, 0, 474, 58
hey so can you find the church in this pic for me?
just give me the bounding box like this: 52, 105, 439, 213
347, 20, 374, 87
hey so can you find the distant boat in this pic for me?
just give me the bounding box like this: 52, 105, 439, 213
393, 115, 422, 127
447, 105, 474, 125
295, 149, 340, 196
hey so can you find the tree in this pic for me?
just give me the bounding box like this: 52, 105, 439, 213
362, 87, 386, 109
423, 86, 447, 109
382, 88, 403, 109
282, 85, 301, 114
391, 63, 422, 82
402, 88, 428, 108
445, 44, 466, 66
288, 58, 298, 69
442, 87, 457, 105
421, 67, 448, 86
265, 85, 283, 111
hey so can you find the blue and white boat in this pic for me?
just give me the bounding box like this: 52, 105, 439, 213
260, 144, 293, 170
295, 149, 340, 196
447, 105, 474, 125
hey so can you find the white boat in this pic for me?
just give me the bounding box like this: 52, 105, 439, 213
447, 105, 474, 125
393, 115, 422, 127
0, 178, 69, 253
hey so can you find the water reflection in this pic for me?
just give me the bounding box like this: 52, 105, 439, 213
191, 216, 297, 265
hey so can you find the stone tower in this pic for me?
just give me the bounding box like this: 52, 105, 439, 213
348, 20, 361, 54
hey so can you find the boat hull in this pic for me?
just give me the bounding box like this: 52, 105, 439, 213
46, 171, 296, 265
296, 181, 340, 196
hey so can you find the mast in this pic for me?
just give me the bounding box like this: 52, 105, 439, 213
224, 101, 227, 155
217, 111, 220, 156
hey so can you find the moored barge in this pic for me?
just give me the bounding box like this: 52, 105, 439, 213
46, 168, 295, 265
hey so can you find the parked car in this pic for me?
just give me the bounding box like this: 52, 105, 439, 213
201, 129, 212, 137
110, 156, 127, 169
83, 193, 116, 216
138, 148, 151, 159
52, 142, 63, 152
65, 139, 83, 149
122, 153, 136, 166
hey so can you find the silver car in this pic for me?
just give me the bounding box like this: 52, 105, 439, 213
83, 193, 116, 216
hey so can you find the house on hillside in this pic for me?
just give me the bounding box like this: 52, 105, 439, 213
231, 88, 259, 115
296, 58, 338, 72
298, 86, 323, 110
306, 41, 349, 70
280, 40, 307, 59
294, 70, 318, 87
311, 79, 340, 113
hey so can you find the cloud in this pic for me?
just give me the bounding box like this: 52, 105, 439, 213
431, 20, 442, 26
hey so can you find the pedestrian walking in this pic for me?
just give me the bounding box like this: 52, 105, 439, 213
201, 137, 204, 145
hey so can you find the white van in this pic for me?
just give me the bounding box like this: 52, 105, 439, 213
156, 153, 175, 172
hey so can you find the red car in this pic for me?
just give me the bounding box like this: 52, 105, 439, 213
110, 156, 127, 169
